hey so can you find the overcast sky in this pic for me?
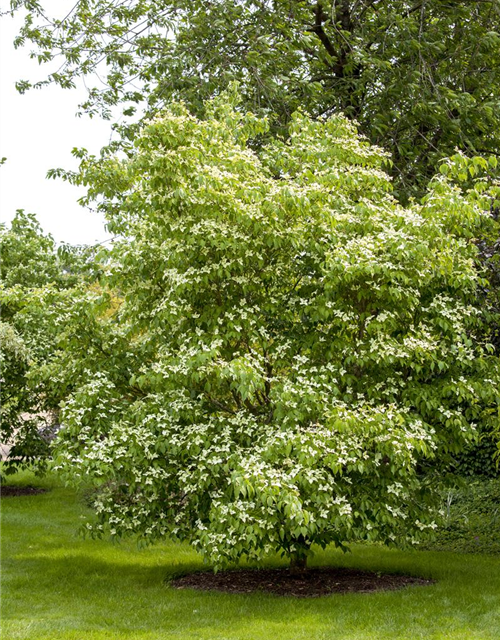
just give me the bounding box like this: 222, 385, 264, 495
0, 9, 114, 245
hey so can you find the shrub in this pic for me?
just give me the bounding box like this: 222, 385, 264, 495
0, 212, 98, 474
422, 478, 500, 554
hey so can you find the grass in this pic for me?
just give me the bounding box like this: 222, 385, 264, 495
2, 472, 500, 640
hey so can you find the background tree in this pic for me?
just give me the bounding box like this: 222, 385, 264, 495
53, 95, 499, 569
0, 321, 49, 470
7, 0, 500, 199
0, 211, 100, 473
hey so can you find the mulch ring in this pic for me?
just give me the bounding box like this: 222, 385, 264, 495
1, 485, 47, 497
171, 566, 434, 598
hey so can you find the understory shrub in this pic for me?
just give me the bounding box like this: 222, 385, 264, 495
421, 477, 500, 554
452, 428, 499, 478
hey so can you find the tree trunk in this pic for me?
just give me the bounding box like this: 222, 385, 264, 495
289, 550, 308, 574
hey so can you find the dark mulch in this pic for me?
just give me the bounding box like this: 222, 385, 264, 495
171, 566, 434, 598
1, 485, 47, 497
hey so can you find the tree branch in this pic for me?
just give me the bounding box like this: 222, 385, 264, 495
311, 2, 336, 58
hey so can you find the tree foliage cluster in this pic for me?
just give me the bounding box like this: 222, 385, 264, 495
433, 154, 500, 478
8, 0, 500, 198
0, 212, 99, 473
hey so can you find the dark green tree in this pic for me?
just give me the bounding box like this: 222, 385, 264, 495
7, 0, 500, 198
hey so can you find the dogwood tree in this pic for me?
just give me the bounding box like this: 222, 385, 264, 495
54, 95, 499, 569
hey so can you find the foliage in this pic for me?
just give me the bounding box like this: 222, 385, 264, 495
0, 321, 50, 470
452, 428, 499, 479
433, 153, 500, 461
51, 95, 500, 569
7, 0, 500, 199
421, 477, 500, 554
0, 211, 99, 474
438, 154, 500, 353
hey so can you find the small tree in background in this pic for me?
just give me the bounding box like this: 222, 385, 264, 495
0, 211, 99, 474
54, 95, 499, 569
0, 321, 50, 470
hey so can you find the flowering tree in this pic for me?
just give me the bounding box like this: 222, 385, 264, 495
55, 95, 499, 569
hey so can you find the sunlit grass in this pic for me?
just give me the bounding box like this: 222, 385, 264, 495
2, 472, 500, 639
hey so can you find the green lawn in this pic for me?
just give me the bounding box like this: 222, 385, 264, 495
2, 473, 500, 640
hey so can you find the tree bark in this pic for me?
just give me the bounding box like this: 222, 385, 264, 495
290, 549, 308, 574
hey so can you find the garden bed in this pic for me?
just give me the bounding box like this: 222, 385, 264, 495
172, 566, 433, 597
1, 485, 47, 497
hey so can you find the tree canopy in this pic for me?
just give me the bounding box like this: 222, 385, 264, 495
7, 0, 500, 198
52, 95, 499, 568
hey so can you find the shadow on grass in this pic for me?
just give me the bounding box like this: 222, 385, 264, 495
5, 541, 443, 589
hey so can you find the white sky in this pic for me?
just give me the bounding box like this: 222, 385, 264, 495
0, 9, 114, 245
